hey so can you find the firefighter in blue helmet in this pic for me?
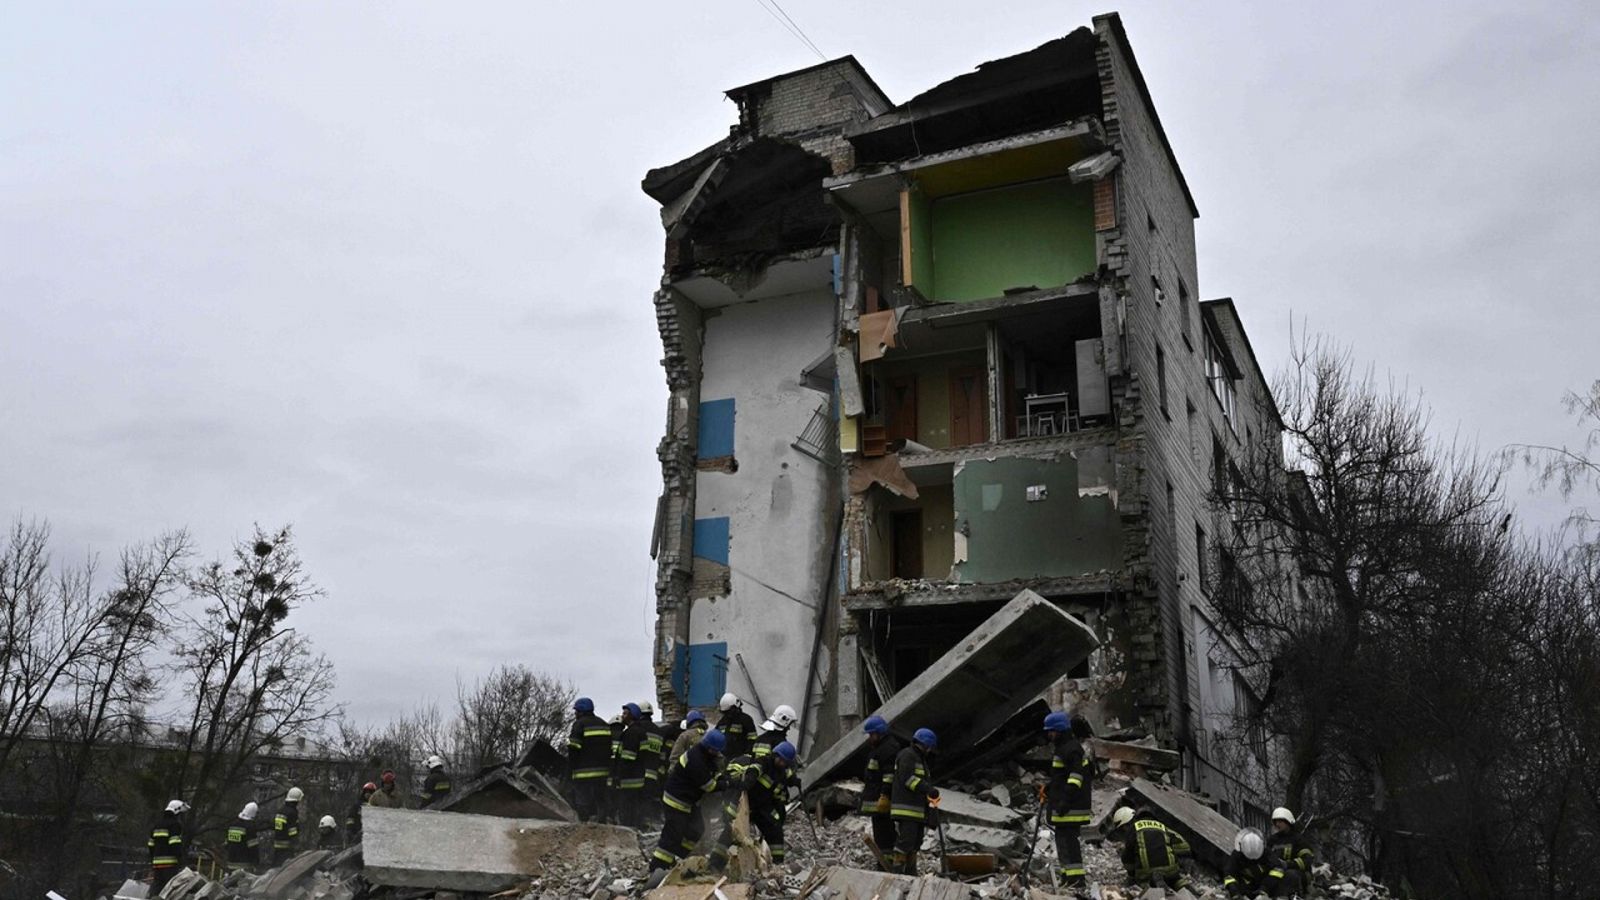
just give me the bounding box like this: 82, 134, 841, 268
1044, 711, 1093, 888
889, 728, 940, 874
611, 703, 648, 826
650, 729, 731, 878
858, 715, 901, 870
567, 697, 612, 821
711, 740, 801, 870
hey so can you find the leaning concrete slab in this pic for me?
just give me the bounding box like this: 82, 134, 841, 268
253, 850, 331, 899
824, 780, 1024, 830
804, 589, 1098, 785
810, 866, 969, 900
1126, 777, 1238, 872
440, 765, 578, 822
362, 807, 638, 893
1090, 737, 1181, 774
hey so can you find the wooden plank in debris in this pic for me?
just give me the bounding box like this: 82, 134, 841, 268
1089, 737, 1181, 773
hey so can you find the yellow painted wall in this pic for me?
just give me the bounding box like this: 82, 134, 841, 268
872, 351, 985, 449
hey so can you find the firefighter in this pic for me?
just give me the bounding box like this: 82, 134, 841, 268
566, 697, 612, 821
345, 782, 377, 843
716, 693, 757, 759
712, 740, 800, 871
1044, 710, 1093, 889
225, 802, 263, 873
368, 770, 405, 808
752, 704, 798, 759
1264, 807, 1316, 894
611, 703, 648, 826
889, 728, 940, 875
1108, 806, 1191, 890
317, 815, 340, 850
650, 728, 730, 878
1224, 828, 1274, 897
272, 787, 303, 860
858, 716, 900, 871
639, 701, 666, 823
421, 754, 451, 807
148, 799, 189, 892
671, 710, 709, 759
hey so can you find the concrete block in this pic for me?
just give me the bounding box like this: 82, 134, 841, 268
253, 850, 331, 899
362, 807, 639, 893
941, 822, 1023, 854
1126, 777, 1238, 872
804, 590, 1098, 785
823, 781, 1022, 830
113, 880, 150, 900
157, 870, 205, 900
811, 866, 968, 900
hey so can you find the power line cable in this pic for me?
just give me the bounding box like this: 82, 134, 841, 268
751, 0, 826, 61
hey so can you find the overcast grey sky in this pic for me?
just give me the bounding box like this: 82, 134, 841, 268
3, 1, 1596, 725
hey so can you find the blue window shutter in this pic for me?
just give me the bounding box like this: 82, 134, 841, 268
686, 642, 729, 708
692, 517, 730, 566
697, 399, 736, 458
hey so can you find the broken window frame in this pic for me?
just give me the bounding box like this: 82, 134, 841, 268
1203, 329, 1238, 431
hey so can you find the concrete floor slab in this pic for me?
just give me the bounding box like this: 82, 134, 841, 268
1126, 777, 1237, 872
805, 589, 1098, 785
362, 807, 638, 893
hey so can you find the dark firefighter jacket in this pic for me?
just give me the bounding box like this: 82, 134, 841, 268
613, 719, 649, 790
1224, 851, 1272, 896
273, 804, 300, 851
752, 725, 791, 760
640, 717, 665, 786
568, 711, 613, 781
859, 735, 902, 814
662, 743, 726, 814
716, 707, 757, 758
889, 744, 937, 821
225, 817, 263, 864
1047, 732, 1094, 826
422, 767, 451, 806
1119, 815, 1191, 880
1266, 829, 1316, 877
149, 813, 185, 869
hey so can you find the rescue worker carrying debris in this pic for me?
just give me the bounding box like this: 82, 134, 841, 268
651, 728, 731, 876
1108, 806, 1192, 891
346, 782, 376, 843
711, 739, 800, 871
226, 802, 263, 873
369, 770, 405, 808
752, 704, 798, 759
889, 728, 941, 875
1224, 828, 1276, 897
1265, 807, 1316, 894
1044, 711, 1093, 890
421, 754, 451, 807
317, 815, 340, 850
567, 697, 612, 822
149, 799, 189, 892
671, 710, 710, 759
273, 787, 303, 860
716, 693, 757, 759
857, 715, 900, 871
611, 702, 649, 826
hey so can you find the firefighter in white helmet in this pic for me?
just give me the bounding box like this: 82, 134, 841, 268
1264, 807, 1316, 894
317, 814, 340, 850
272, 787, 303, 859
753, 704, 798, 759
715, 693, 756, 758
421, 754, 451, 807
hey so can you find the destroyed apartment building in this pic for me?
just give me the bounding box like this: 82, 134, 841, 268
644, 12, 1282, 821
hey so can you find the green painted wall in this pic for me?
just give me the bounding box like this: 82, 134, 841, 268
952, 450, 1121, 583
928, 179, 1096, 303
864, 484, 955, 582
905, 188, 935, 294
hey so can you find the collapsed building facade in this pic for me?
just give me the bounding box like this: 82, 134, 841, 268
643, 12, 1282, 822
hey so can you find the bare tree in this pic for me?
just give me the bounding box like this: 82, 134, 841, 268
336, 703, 450, 802
1507, 380, 1600, 540
452, 665, 574, 773
170, 526, 338, 833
